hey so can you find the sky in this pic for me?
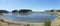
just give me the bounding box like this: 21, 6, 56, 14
0, 0, 60, 11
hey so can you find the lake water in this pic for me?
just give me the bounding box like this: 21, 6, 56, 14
0, 13, 56, 23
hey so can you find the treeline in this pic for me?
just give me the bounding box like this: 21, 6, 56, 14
12, 9, 32, 13
50, 10, 60, 12
45, 10, 60, 12
0, 10, 9, 13
1, 9, 60, 13
0, 9, 32, 13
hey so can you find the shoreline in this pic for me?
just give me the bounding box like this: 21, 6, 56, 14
3, 18, 44, 24
0, 18, 44, 26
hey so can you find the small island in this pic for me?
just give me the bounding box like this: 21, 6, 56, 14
19, 9, 32, 13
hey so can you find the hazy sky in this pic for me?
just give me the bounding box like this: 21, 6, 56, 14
0, 0, 60, 11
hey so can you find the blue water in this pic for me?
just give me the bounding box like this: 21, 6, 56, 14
2, 13, 56, 23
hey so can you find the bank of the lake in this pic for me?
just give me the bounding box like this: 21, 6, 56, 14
0, 13, 57, 26
51, 12, 60, 26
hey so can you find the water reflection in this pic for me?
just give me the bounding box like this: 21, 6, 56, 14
12, 13, 32, 17
19, 13, 32, 15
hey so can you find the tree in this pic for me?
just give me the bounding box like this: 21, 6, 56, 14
12, 10, 18, 13
50, 10, 54, 12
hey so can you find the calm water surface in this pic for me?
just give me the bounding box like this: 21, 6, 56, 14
0, 13, 56, 23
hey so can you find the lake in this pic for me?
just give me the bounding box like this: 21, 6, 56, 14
0, 13, 56, 23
